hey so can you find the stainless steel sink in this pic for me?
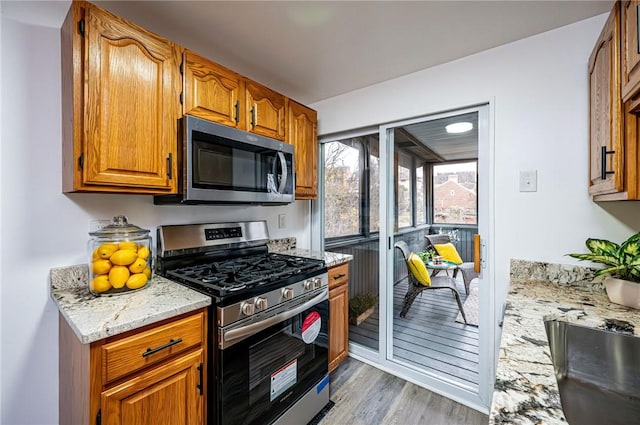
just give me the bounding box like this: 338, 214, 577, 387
544, 320, 640, 425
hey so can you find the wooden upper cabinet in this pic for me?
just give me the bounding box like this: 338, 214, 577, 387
588, 4, 624, 197
622, 0, 640, 108
287, 99, 318, 199
183, 50, 243, 128
62, 1, 180, 193
245, 80, 286, 141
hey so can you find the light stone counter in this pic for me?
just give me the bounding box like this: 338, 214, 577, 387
490, 260, 640, 424
50, 265, 211, 344
279, 248, 353, 268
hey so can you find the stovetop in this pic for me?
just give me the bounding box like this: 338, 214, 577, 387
165, 252, 326, 298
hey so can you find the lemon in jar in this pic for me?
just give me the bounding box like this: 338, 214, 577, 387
129, 258, 147, 274
92, 259, 112, 275
118, 241, 138, 252
97, 243, 118, 259
90, 275, 112, 293
109, 266, 130, 288
126, 273, 148, 289
110, 249, 138, 266
137, 246, 150, 260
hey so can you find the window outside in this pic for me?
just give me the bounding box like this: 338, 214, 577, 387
324, 141, 361, 238
415, 165, 426, 225
397, 153, 412, 228
433, 162, 477, 224
369, 149, 380, 233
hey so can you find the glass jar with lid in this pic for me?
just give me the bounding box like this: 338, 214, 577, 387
88, 215, 152, 295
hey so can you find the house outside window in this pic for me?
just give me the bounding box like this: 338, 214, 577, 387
433, 162, 477, 224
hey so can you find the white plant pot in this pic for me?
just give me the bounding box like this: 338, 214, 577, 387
604, 277, 640, 309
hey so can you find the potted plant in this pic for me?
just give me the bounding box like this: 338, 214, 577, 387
349, 293, 378, 326
568, 231, 640, 308
418, 248, 437, 263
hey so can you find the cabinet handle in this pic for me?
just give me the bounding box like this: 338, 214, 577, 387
142, 337, 183, 357
333, 273, 346, 279
600, 146, 615, 181
167, 153, 173, 180
234, 100, 240, 124
250, 106, 256, 127
197, 363, 203, 395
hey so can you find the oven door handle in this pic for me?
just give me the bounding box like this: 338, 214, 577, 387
222, 288, 328, 347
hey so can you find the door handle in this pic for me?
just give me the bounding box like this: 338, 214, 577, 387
473, 234, 481, 274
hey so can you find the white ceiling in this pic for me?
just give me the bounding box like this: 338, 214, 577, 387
3, 0, 611, 105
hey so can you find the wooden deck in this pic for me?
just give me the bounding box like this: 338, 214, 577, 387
349, 276, 480, 391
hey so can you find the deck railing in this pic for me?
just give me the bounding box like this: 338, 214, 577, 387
326, 225, 478, 300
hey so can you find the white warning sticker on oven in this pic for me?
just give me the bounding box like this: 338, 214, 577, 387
301, 311, 321, 344
270, 360, 297, 401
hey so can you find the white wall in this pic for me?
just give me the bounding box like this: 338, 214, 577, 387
0, 16, 310, 425
311, 14, 640, 336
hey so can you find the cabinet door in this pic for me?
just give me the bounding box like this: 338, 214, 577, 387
589, 6, 624, 196
183, 50, 243, 128
84, 4, 180, 191
102, 349, 204, 425
245, 81, 286, 141
622, 0, 640, 104
328, 282, 348, 373
287, 100, 318, 199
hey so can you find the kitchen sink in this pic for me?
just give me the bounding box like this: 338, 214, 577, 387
544, 320, 640, 425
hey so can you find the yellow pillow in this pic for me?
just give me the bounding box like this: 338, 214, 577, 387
407, 252, 431, 286
434, 243, 463, 265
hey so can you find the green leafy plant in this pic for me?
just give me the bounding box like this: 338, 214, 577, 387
349, 293, 378, 319
419, 248, 437, 263
568, 231, 640, 283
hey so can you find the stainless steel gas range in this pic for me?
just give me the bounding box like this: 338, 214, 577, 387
156, 221, 330, 425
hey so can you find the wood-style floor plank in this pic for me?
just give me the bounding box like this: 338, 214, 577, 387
349, 277, 480, 389
319, 358, 488, 425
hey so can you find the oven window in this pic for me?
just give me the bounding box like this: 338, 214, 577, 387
248, 325, 305, 404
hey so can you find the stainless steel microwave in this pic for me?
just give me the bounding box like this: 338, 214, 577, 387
155, 115, 294, 205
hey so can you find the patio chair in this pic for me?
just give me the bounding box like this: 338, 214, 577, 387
424, 234, 479, 295
394, 241, 467, 323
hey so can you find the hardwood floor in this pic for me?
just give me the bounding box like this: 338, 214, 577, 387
349, 277, 480, 390
319, 357, 488, 425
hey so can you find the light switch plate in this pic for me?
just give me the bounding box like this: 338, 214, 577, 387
519, 170, 537, 192
278, 214, 286, 229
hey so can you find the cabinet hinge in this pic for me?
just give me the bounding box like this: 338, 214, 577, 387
167, 153, 173, 179
96, 409, 101, 425
78, 154, 84, 170
78, 19, 85, 37
180, 60, 184, 75
180, 92, 183, 105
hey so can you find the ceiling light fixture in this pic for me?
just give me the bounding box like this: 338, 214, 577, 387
445, 122, 473, 134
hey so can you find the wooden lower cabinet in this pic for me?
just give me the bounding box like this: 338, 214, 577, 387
328, 263, 349, 373
59, 309, 207, 425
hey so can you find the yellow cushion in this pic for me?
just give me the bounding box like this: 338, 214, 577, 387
407, 252, 431, 286
434, 243, 463, 265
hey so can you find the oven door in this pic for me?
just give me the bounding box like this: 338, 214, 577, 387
218, 293, 329, 425
184, 115, 294, 204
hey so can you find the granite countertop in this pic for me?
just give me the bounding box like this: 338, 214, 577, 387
279, 248, 354, 268
50, 265, 211, 344
490, 260, 640, 424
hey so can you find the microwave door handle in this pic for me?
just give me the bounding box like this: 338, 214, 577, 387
276, 152, 288, 194
222, 288, 328, 347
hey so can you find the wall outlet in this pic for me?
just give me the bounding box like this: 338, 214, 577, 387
278, 214, 286, 229
519, 170, 537, 192
89, 219, 110, 233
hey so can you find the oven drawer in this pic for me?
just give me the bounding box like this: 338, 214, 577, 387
328, 263, 349, 289
101, 311, 205, 384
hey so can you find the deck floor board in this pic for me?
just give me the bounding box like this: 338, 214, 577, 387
349, 277, 480, 390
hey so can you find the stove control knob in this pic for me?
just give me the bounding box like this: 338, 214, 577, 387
241, 302, 254, 316
313, 278, 322, 289
255, 297, 268, 311
304, 280, 314, 290
282, 287, 294, 300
